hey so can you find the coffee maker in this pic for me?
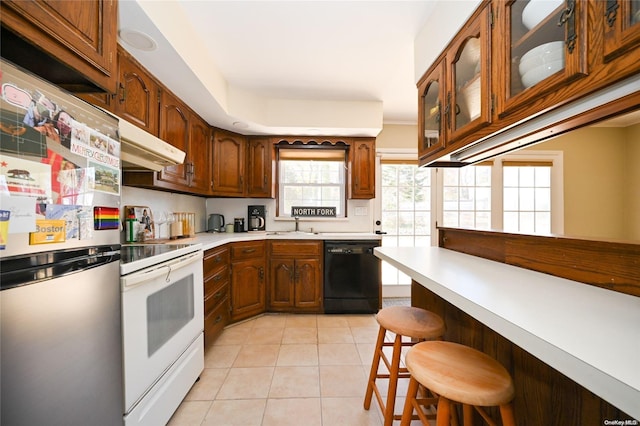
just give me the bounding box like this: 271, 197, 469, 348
248, 205, 266, 231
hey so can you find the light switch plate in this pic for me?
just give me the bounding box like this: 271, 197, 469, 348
355, 207, 367, 216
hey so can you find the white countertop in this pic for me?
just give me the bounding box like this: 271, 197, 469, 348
374, 246, 640, 420
191, 231, 381, 251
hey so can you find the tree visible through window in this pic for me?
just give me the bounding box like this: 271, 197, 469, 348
441, 157, 555, 234
442, 165, 492, 229
381, 162, 431, 286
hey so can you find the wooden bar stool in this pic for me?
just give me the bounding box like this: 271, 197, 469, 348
400, 340, 516, 426
364, 306, 445, 426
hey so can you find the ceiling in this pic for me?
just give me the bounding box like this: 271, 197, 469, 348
117, 0, 453, 137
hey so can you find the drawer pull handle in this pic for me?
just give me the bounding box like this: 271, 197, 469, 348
242, 248, 256, 254
214, 275, 223, 281
214, 290, 223, 299
215, 315, 222, 324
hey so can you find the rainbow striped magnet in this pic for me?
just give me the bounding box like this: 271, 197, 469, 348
94, 206, 120, 230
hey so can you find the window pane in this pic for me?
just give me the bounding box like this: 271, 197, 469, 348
519, 212, 535, 233
443, 165, 491, 229
279, 158, 345, 217
381, 163, 432, 286
519, 187, 535, 210
504, 211, 518, 231
503, 187, 519, 210
503, 164, 551, 235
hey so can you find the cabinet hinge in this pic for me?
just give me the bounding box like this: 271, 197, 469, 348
489, 7, 494, 29
157, 88, 162, 104
491, 93, 495, 115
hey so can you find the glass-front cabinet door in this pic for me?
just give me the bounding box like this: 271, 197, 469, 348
603, 0, 640, 61
447, 3, 491, 143
418, 61, 445, 162
497, 0, 587, 118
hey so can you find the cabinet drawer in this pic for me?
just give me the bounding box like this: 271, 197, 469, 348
204, 296, 229, 343
205, 279, 229, 314
269, 240, 322, 256
204, 246, 230, 276
231, 240, 265, 260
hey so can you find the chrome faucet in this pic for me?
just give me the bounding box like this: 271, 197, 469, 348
294, 216, 300, 232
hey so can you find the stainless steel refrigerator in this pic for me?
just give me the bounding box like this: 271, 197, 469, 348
0, 59, 124, 425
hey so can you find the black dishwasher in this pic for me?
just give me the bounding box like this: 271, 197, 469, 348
324, 240, 381, 314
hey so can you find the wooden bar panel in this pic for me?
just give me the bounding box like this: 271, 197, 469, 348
439, 228, 640, 297
412, 281, 634, 424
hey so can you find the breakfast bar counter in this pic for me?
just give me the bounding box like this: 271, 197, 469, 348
374, 246, 640, 420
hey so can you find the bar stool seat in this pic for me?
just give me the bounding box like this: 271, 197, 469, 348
401, 340, 516, 426
364, 306, 445, 426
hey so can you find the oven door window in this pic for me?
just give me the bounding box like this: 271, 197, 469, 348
147, 275, 194, 357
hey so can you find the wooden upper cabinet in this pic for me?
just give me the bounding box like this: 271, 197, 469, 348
418, 2, 491, 165
188, 113, 212, 193
447, 3, 492, 143
246, 137, 273, 198
113, 48, 160, 136
495, 0, 588, 118
418, 61, 446, 161
212, 129, 246, 196
0, 0, 118, 92
349, 138, 376, 199
158, 90, 190, 187
603, 0, 640, 62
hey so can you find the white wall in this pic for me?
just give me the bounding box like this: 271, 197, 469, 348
121, 186, 207, 236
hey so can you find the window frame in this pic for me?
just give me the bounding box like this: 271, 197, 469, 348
434, 150, 564, 236
275, 146, 348, 218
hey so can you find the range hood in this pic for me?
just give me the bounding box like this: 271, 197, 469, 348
111, 113, 186, 171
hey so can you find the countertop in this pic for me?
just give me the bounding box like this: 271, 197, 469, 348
190, 231, 382, 251
374, 246, 640, 420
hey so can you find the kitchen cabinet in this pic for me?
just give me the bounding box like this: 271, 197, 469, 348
157, 90, 191, 188
349, 138, 376, 199
0, 0, 118, 93
603, 0, 640, 62
230, 240, 266, 322
418, 61, 447, 159
246, 137, 274, 198
124, 89, 212, 195
418, 2, 492, 164
418, 0, 640, 166
203, 245, 230, 344
188, 113, 213, 193
211, 129, 246, 196
211, 131, 274, 197
268, 241, 323, 313
495, 0, 588, 118
112, 47, 161, 136
78, 46, 161, 135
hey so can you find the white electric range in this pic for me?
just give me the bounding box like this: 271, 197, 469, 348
120, 243, 204, 426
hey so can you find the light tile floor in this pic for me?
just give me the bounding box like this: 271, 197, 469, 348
168, 312, 426, 426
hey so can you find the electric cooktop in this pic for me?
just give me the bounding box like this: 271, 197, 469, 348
120, 243, 202, 276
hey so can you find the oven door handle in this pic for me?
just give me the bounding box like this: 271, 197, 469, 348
122, 251, 202, 289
